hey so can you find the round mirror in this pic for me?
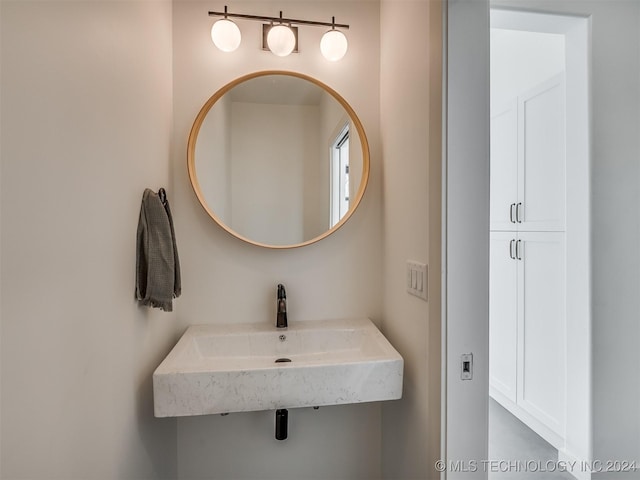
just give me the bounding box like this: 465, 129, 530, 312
187, 71, 370, 249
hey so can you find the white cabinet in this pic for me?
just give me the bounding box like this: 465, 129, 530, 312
517, 232, 566, 437
490, 75, 567, 447
490, 75, 566, 232
490, 101, 518, 231
489, 232, 518, 402
489, 231, 566, 442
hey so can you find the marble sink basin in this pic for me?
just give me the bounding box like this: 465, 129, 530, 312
153, 318, 403, 417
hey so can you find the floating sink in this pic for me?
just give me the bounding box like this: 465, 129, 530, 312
153, 318, 403, 417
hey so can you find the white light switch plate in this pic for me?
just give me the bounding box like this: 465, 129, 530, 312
406, 261, 427, 301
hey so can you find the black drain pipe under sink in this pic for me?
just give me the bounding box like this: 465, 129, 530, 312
275, 409, 288, 440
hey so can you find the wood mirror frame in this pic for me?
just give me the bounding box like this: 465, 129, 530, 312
187, 70, 370, 249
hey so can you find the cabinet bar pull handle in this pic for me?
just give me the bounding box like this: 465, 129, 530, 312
509, 239, 516, 259
516, 239, 522, 260
510, 203, 516, 223
516, 202, 523, 223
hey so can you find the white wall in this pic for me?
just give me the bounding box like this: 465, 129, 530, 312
380, 0, 442, 478
491, 1, 640, 477
171, 1, 383, 478
1, 1, 178, 478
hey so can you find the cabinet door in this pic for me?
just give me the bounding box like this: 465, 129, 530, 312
489, 232, 518, 402
490, 100, 518, 231
518, 75, 566, 232
517, 231, 566, 437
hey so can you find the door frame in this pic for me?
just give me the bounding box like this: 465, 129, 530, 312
442, 1, 490, 478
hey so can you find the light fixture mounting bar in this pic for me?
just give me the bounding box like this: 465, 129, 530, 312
208, 9, 349, 30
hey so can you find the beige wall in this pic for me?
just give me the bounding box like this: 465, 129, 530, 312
0, 2, 3, 475
317, 91, 347, 237
196, 94, 231, 224
172, 1, 383, 478
229, 101, 316, 245
1, 0, 448, 478
1, 1, 178, 478
380, 0, 442, 478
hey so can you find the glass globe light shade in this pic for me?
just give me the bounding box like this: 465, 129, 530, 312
211, 19, 241, 52
267, 25, 296, 57
320, 29, 348, 61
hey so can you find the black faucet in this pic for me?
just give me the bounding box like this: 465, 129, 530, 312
276, 284, 287, 328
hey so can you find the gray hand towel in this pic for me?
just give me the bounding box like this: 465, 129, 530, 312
135, 188, 181, 312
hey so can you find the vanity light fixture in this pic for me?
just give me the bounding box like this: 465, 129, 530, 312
210, 6, 242, 52
320, 18, 348, 62
208, 6, 349, 60
266, 20, 296, 57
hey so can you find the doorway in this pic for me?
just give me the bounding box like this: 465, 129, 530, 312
488, 9, 590, 479
444, 3, 591, 479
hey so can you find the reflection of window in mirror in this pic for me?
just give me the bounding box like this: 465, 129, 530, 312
330, 124, 350, 228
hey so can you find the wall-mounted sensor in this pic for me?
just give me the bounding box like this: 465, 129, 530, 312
461, 353, 473, 380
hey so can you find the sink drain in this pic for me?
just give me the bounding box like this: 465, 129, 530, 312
275, 358, 292, 363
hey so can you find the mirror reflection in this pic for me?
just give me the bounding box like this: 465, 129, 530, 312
188, 72, 369, 248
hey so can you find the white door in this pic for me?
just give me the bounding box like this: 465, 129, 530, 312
517, 231, 566, 437
489, 232, 518, 402
490, 100, 518, 231
518, 75, 566, 232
